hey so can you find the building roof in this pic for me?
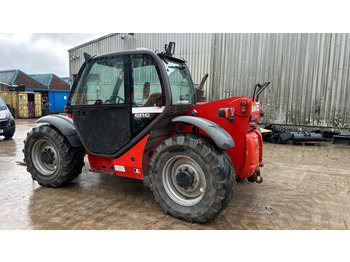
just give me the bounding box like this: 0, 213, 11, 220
29, 74, 53, 87
60, 77, 70, 84
0, 70, 20, 85
29, 73, 69, 87
0, 69, 69, 90
68, 33, 118, 52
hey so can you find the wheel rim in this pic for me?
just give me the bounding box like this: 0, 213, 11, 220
162, 155, 206, 206
31, 139, 59, 176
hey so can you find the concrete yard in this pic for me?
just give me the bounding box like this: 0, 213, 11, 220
1, 118, 350, 230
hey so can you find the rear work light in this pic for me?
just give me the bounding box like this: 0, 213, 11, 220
240, 99, 248, 113
218, 107, 235, 121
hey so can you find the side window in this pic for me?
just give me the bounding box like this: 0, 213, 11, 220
131, 55, 164, 137
70, 57, 125, 105
131, 55, 163, 107
166, 61, 194, 105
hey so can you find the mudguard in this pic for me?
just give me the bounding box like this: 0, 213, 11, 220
172, 116, 235, 149
37, 114, 82, 147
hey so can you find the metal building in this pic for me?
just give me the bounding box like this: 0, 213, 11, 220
68, 33, 350, 128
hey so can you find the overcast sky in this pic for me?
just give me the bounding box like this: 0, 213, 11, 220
0, 33, 104, 77
0, 1, 344, 80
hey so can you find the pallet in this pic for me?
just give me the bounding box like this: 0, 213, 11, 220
259, 128, 272, 134
290, 141, 327, 146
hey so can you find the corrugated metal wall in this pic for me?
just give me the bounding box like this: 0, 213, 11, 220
68, 33, 350, 128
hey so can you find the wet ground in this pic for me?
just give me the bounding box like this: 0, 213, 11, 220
1, 118, 350, 230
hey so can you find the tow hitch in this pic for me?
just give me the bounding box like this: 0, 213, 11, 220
248, 169, 263, 183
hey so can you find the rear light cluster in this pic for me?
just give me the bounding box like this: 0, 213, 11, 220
240, 99, 248, 113
218, 107, 235, 121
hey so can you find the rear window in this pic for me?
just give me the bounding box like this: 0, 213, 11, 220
164, 60, 194, 105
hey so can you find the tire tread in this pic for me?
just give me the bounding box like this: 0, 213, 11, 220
23, 125, 85, 187
149, 133, 235, 223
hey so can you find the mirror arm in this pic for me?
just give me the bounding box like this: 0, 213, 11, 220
256, 82, 271, 100
252, 83, 261, 102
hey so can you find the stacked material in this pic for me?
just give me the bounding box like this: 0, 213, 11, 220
263, 124, 350, 145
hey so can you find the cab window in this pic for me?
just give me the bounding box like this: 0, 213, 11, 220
165, 60, 194, 105
131, 55, 163, 106
69, 57, 125, 106
130, 54, 164, 137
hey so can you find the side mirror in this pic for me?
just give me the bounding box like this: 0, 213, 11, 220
6, 104, 10, 110
165, 42, 175, 56
83, 52, 92, 63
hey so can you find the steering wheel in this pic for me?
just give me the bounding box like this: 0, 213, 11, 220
105, 96, 125, 104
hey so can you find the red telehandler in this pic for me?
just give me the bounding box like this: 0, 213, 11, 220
24, 42, 270, 222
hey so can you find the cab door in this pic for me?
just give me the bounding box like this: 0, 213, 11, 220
70, 55, 132, 155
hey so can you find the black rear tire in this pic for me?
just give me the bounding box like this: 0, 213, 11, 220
23, 125, 85, 187
149, 134, 235, 223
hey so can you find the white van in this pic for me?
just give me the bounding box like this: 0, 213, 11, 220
0, 96, 16, 138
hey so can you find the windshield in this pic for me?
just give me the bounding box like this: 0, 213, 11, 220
68, 57, 125, 106
164, 60, 194, 105
0, 97, 7, 109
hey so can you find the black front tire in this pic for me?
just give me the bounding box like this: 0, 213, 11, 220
4, 132, 14, 138
149, 134, 235, 223
23, 125, 85, 187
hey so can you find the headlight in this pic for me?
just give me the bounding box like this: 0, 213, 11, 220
5, 112, 13, 120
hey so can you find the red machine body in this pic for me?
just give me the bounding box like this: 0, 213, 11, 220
83, 96, 263, 180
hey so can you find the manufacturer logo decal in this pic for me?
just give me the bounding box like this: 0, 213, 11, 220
252, 105, 260, 112
135, 113, 150, 119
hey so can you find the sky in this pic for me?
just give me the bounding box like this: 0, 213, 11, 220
0, 33, 104, 77
0, 0, 345, 80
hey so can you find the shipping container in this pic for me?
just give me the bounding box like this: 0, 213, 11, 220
0, 91, 41, 118
26, 89, 69, 113
48, 90, 69, 113
0, 91, 18, 117
0, 92, 10, 105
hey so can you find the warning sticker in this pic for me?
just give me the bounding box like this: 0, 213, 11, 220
114, 165, 126, 172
